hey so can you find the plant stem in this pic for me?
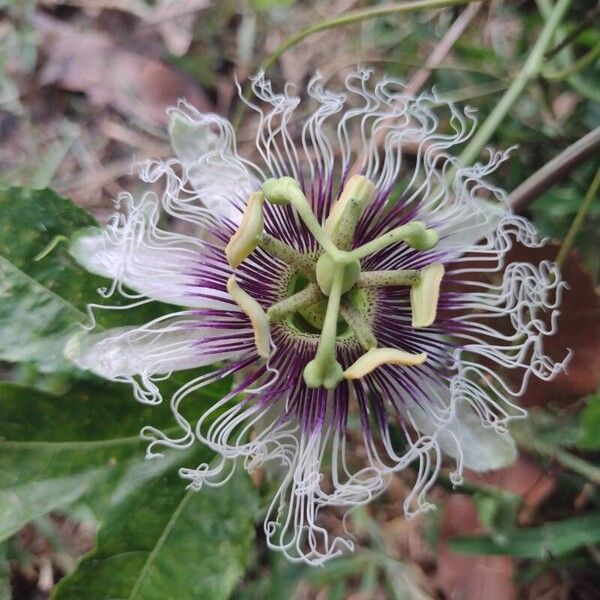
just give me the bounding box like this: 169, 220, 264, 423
265, 0, 472, 70
556, 166, 600, 266
537, 0, 600, 101
348, 2, 482, 175
457, 0, 574, 167
514, 429, 600, 485
410, 2, 483, 91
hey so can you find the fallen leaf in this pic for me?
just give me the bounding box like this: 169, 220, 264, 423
507, 243, 600, 408
435, 495, 517, 600
34, 12, 211, 126
467, 456, 556, 525
442, 241, 599, 408
151, 0, 212, 56
434, 456, 557, 599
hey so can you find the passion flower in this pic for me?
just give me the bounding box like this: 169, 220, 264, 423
68, 70, 567, 565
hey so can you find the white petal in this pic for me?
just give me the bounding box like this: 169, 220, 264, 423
69, 199, 233, 310
410, 400, 516, 472
168, 101, 261, 223
429, 199, 507, 252
66, 314, 243, 381
169, 108, 220, 164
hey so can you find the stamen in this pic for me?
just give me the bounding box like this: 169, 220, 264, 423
348, 222, 439, 261
344, 347, 427, 380
303, 268, 344, 389
227, 275, 271, 358
410, 262, 445, 328
262, 177, 340, 258
258, 234, 316, 280
267, 283, 321, 322
357, 269, 421, 288
340, 299, 376, 351
225, 192, 264, 268
325, 175, 375, 250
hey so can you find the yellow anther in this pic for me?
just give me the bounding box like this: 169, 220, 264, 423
227, 275, 271, 358
343, 347, 427, 380
325, 175, 375, 249
225, 192, 264, 268
410, 262, 444, 328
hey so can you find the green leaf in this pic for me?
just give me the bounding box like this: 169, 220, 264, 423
578, 394, 600, 450
0, 380, 186, 541
53, 458, 258, 600
0, 187, 163, 372
234, 550, 308, 600
0, 187, 94, 370
449, 513, 600, 559
472, 490, 519, 542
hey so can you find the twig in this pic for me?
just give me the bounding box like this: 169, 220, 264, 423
405, 1, 483, 96
507, 126, 600, 212
556, 165, 600, 266
537, 0, 600, 102
262, 0, 472, 71
443, 79, 508, 103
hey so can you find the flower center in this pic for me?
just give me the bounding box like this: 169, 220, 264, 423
225, 175, 445, 389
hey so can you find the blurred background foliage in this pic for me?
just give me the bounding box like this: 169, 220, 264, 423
0, 0, 599, 598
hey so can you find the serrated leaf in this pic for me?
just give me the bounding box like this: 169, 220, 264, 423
0, 187, 163, 371
449, 513, 600, 559
53, 459, 258, 600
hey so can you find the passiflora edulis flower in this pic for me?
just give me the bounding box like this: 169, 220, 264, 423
67, 70, 567, 565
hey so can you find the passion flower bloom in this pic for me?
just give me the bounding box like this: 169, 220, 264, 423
68, 70, 567, 565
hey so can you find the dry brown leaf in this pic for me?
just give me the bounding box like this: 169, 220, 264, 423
435, 495, 517, 600
34, 12, 210, 126
151, 0, 212, 56
443, 241, 599, 409
508, 243, 600, 408
435, 456, 558, 599
467, 456, 556, 525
